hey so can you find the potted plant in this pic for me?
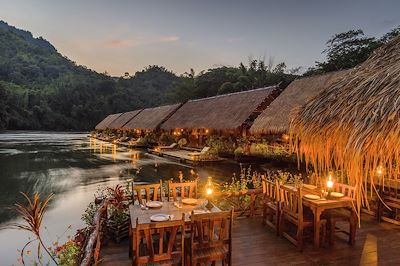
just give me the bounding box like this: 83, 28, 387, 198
106, 185, 130, 243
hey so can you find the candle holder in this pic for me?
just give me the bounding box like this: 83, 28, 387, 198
205, 176, 214, 210
326, 174, 334, 200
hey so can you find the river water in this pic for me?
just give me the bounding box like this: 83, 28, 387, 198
0, 131, 254, 265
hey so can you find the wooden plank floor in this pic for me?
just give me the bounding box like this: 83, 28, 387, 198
100, 214, 400, 266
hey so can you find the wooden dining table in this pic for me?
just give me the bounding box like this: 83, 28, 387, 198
128, 199, 221, 256
129, 199, 221, 228
301, 187, 356, 248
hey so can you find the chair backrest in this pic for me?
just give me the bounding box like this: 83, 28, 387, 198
201, 146, 210, 154
190, 210, 233, 253
280, 186, 302, 222
168, 180, 197, 201
135, 214, 185, 265
132, 181, 163, 203
382, 178, 400, 199
333, 183, 356, 199
262, 178, 279, 202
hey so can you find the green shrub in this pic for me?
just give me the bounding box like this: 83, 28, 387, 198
159, 133, 174, 145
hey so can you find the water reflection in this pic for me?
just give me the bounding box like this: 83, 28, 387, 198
0, 131, 253, 265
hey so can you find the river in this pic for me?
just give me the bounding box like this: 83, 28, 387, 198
0, 131, 255, 265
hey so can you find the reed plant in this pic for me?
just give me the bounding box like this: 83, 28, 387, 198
10, 192, 58, 265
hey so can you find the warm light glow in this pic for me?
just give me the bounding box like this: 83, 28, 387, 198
326, 174, 334, 189
205, 176, 214, 196
282, 134, 289, 141
377, 166, 384, 176
205, 129, 209, 134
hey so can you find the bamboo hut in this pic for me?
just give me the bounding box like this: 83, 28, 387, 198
250, 70, 349, 135
107, 110, 142, 130
122, 103, 182, 133
161, 87, 280, 141
290, 36, 400, 220
95, 113, 122, 130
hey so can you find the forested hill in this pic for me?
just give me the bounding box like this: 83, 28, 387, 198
0, 21, 298, 131
1, 21, 399, 131
0, 21, 180, 130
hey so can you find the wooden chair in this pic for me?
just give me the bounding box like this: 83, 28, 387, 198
262, 178, 280, 233
378, 178, 400, 225
279, 186, 326, 251
132, 181, 163, 204
134, 214, 185, 266
187, 210, 233, 266
168, 180, 197, 201
325, 183, 357, 246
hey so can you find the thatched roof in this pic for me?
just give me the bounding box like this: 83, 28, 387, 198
107, 110, 142, 129
290, 36, 400, 216
95, 113, 122, 130
250, 70, 349, 134
123, 103, 182, 130
161, 86, 279, 131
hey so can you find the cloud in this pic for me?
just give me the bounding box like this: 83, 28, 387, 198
106, 35, 180, 48
159, 36, 180, 42
108, 39, 132, 47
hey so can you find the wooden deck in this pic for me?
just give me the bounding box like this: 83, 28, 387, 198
100, 214, 400, 266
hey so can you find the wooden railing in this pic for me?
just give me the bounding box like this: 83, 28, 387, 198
80, 200, 108, 266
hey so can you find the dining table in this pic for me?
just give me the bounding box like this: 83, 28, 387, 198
301, 185, 356, 248
128, 198, 221, 256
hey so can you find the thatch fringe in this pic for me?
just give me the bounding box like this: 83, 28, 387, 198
290, 36, 400, 221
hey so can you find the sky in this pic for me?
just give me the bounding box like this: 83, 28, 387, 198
0, 0, 399, 76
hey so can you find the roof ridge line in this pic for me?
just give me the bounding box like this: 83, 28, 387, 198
189, 85, 278, 103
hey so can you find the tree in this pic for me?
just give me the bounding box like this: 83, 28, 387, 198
304, 27, 400, 76
380, 25, 400, 43
218, 82, 235, 94
322, 30, 379, 71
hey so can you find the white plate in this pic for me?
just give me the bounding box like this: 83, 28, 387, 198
303, 184, 317, 190
146, 201, 163, 208
304, 194, 321, 200
283, 184, 297, 191
330, 192, 344, 198
150, 214, 170, 222
189, 209, 208, 217
193, 209, 208, 214
182, 198, 198, 205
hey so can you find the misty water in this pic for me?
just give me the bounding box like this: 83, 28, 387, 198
0, 131, 255, 265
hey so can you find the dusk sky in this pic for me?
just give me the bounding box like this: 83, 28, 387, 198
1, 0, 399, 76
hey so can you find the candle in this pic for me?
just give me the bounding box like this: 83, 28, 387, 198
326, 173, 334, 199
205, 176, 214, 195
205, 176, 214, 209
